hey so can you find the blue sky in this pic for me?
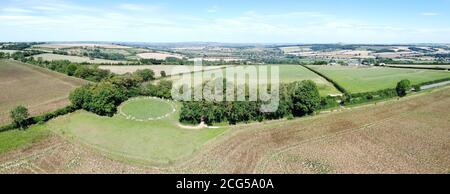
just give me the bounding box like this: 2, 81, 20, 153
1, 0, 449, 43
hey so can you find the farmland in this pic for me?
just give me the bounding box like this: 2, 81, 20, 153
33, 43, 131, 49
167, 65, 341, 96
99, 65, 229, 77
0, 60, 87, 125
308, 65, 450, 93
137, 52, 184, 60
40, 98, 226, 165
32, 53, 128, 64
0, 85, 449, 173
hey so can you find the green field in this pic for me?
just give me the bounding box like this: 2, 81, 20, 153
0, 125, 51, 155
119, 97, 175, 120
44, 98, 226, 165
168, 65, 341, 96
308, 65, 450, 93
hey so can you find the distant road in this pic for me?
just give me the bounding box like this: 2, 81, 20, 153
421, 80, 450, 90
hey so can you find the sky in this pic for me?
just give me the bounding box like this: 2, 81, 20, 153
0, 0, 449, 43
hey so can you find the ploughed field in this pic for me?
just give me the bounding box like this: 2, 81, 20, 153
307, 65, 450, 93
1, 85, 448, 173
0, 60, 87, 125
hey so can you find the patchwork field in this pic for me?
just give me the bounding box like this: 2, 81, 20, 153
32, 53, 128, 64
1, 85, 448, 173
168, 65, 341, 96
98, 65, 228, 77
33, 43, 131, 49
308, 65, 450, 93
0, 59, 87, 125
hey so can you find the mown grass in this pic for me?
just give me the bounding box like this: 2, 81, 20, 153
308, 65, 450, 93
120, 98, 174, 120
0, 125, 51, 155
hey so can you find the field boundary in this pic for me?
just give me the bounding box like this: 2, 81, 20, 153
301, 65, 349, 94
385, 64, 450, 71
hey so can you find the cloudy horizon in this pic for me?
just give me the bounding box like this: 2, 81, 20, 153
1, 0, 449, 43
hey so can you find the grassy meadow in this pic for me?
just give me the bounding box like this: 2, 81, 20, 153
308, 65, 450, 93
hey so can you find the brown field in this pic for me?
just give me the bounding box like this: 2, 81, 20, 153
1, 85, 449, 173
98, 65, 228, 76
0, 60, 87, 125
137, 52, 184, 60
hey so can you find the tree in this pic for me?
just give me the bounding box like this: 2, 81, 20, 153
396, 79, 411, 97
134, 69, 155, 81
291, 80, 321, 116
160, 71, 167, 77
10, 106, 29, 129
65, 64, 79, 76
69, 85, 93, 109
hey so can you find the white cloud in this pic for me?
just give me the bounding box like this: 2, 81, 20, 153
207, 5, 219, 13
420, 12, 439, 16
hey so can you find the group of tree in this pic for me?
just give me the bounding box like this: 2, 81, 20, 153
179, 80, 322, 125
82, 48, 127, 61
69, 69, 160, 116
0, 42, 42, 50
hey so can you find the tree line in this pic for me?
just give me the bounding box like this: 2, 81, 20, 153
179, 80, 325, 125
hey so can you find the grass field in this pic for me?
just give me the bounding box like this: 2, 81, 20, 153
119, 97, 175, 120
168, 65, 341, 96
43, 98, 226, 165
0, 125, 51, 155
32, 53, 128, 64
0, 59, 87, 125
308, 65, 450, 93
1, 86, 448, 173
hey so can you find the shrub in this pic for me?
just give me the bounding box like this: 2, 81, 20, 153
10, 106, 29, 129
396, 79, 411, 97
291, 80, 321, 116
134, 69, 155, 81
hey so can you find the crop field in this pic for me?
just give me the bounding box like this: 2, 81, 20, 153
308, 65, 450, 93
98, 65, 228, 77
137, 52, 184, 60
32, 53, 128, 64
0, 50, 19, 54
1, 86, 448, 173
168, 65, 341, 96
0, 60, 87, 125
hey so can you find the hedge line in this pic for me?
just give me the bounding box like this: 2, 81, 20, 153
413, 77, 450, 87
301, 65, 349, 94
344, 88, 398, 105
0, 105, 78, 133
385, 65, 450, 71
